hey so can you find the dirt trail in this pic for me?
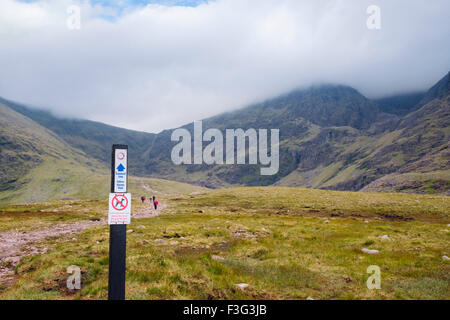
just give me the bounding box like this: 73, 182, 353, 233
0, 202, 166, 289
141, 184, 162, 195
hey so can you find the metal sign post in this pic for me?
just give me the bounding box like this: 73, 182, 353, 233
108, 144, 129, 300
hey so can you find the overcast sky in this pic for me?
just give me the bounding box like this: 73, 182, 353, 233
0, 0, 449, 132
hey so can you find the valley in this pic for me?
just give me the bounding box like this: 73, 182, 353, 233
0, 71, 448, 300
0, 187, 448, 299
1, 0, 448, 304
1, 71, 448, 198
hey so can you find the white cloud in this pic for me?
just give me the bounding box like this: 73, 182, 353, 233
0, 0, 449, 132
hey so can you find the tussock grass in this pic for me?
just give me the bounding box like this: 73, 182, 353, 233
0, 187, 449, 300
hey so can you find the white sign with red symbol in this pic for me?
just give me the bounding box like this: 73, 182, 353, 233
114, 149, 127, 193
108, 193, 131, 225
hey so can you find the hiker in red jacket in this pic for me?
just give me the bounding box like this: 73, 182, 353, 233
153, 198, 158, 210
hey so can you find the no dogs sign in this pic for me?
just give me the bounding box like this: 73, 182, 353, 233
108, 193, 131, 225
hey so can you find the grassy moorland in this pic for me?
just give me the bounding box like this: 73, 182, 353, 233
0, 187, 449, 300
0, 154, 205, 206
0, 176, 205, 233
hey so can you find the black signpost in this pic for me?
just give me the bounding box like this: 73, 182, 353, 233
108, 144, 128, 300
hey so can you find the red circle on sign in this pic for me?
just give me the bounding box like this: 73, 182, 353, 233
117, 152, 125, 160
112, 194, 128, 211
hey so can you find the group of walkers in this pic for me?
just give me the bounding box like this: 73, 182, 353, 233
140, 195, 159, 210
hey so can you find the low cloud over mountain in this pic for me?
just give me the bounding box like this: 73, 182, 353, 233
1, 0, 449, 132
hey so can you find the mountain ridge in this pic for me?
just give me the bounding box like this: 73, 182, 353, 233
0, 97, 156, 177
1, 71, 449, 198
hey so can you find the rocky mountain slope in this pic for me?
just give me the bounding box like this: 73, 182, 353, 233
0, 103, 107, 203
1, 71, 448, 197
0, 103, 204, 204
0, 97, 156, 177
136, 72, 449, 193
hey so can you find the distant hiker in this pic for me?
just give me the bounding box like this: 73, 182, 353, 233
141, 196, 146, 203
153, 198, 159, 210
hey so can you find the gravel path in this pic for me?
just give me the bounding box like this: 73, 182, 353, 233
0, 202, 166, 289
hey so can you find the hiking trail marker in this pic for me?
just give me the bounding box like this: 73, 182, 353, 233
114, 149, 128, 192
108, 144, 130, 300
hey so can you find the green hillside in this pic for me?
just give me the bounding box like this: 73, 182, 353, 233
281, 88, 449, 192
0, 97, 156, 177
1, 70, 449, 196
0, 103, 104, 192
0, 103, 204, 205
